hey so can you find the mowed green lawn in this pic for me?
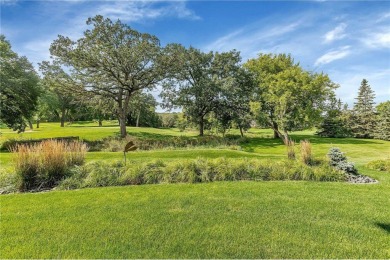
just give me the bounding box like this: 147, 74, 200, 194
1, 122, 390, 258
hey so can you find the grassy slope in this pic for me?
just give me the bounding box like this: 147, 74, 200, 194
1, 122, 390, 258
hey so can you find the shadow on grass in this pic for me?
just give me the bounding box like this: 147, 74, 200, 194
289, 134, 383, 145
128, 131, 181, 139
375, 222, 390, 234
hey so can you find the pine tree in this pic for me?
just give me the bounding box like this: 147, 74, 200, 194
352, 79, 376, 138
316, 98, 351, 137
374, 101, 390, 141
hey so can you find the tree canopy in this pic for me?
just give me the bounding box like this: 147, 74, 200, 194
0, 35, 40, 132
245, 53, 337, 142
161, 45, 254, 136
50, 15, 165, 137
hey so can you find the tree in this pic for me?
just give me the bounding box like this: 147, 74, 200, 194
39, 61, 78, 127
0, 35, 40, 132
316, 98, 352, 137
161, 45, 253, 136
50, 15, 164, 138
127, 92, 161, 128
352, 79, 376, 138
245, 53, 337, 142
374, 101, 390, 141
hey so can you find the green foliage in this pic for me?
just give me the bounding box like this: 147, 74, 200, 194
327, 147, 357, 174
50, 15, 165, 138
374, 101, 390, 141
127, 92, 162, 128
0, 35, 40, 132
161, 45, 254, 136
57, 158, 344, 190
245, 53, 337, 140
316, 98, 352, 138
366, 159, 390, 172
39, 60, 79, 127
352, 79, 376, 138
13, 140, 87, 191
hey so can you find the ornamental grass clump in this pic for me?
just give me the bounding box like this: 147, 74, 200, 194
286, 139, 296, 160
300, 140, 312, 165
12, 140, 88, 191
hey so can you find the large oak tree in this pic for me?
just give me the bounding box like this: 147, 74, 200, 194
50, 15, 164, 137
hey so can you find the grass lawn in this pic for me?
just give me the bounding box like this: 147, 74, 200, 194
1, 178, 390, 258
1, 122, 389, 258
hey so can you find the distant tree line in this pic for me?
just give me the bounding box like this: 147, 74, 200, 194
1, 16, 389, 141
316, 79, 389, 141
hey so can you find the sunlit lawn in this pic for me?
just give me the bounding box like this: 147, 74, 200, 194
1, 122, 389, 258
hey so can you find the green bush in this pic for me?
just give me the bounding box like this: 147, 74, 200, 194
366, 159, 390, 172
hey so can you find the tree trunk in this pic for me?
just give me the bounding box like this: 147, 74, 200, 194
60, 108, 66, 127
98, 119, 103, 127
239, 126, 244, 137
36, 119, 40, 129
272, 121, 280, 139
199, 118, 204, 136
28, 120, 33, 130
136, 110, 140, 127
119, 111, 127, 138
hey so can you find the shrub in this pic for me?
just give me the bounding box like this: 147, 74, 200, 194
327, 147, 357, 175
88, 135, 245, 152
12, 140, 88, 191
300, 140, 312, 165
366, 159, 390, 172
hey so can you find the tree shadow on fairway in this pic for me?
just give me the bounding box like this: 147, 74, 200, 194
289, 134, 383, 145
375, 222, 390, 234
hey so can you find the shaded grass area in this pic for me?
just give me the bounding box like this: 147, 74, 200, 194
1, 179, 390, 258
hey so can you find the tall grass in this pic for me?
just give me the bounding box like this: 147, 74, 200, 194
58, 158, 345, 190
300, 139, 312, 165
12, 140, 87, 191
286, 139, 296, 160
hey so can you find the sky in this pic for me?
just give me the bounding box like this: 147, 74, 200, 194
1, 0, 389, 110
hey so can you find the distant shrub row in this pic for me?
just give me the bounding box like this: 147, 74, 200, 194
58, 158, 345, 190
87, 135, 247, 152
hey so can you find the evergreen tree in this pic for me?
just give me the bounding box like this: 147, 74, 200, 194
374, 101, 390, 141
352, 79, 376, 138
316, 98, 351, 137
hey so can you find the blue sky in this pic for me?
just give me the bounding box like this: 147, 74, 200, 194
1, 0, 389, 108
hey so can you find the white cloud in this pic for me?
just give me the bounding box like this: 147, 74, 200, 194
204, 19, 304, 60
95, 1, 200, 22
362, 30, 390, 49
314, 46, 351, 66
324, 23, 347, 43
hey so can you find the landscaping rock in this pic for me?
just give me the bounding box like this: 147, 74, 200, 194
346, 173, 378, 184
